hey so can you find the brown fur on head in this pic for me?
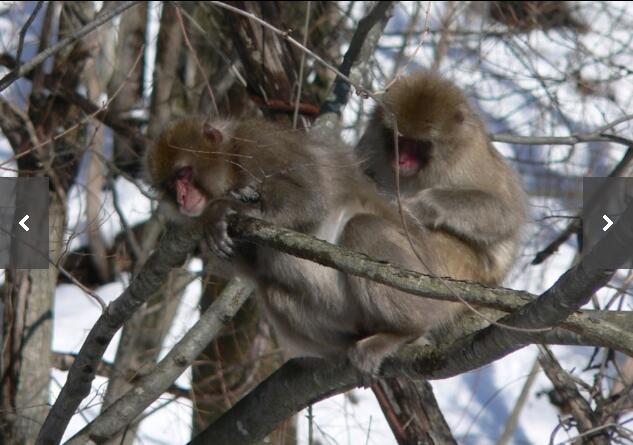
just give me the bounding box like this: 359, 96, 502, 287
145, 117, 236, 217
366, 72, 482, 179
382, 71, 472, 141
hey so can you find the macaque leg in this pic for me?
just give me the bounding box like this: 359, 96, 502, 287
340, 214, 445, 374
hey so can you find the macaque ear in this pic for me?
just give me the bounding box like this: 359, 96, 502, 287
203, 123, 224, 144
453, 105, 466, 124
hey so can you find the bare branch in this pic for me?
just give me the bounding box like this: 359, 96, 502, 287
318, 1, 394, 118
14, 1, 44, 68
0, 1, 141, 92
0, 54, 150, 148
64, 278, 254, 445
186, 207, 632, 443
491, 114, 633, 146
51, 353, 191, 400
40, 202, 633, 443
36, 220, 205, 445
539, 346, 610, 445
211, 1, 373, 100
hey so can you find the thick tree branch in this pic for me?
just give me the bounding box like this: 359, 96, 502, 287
188, 357, 359, 445
51, 353, 191, 400
189, 208, 632, 444
228, 215, 633, 354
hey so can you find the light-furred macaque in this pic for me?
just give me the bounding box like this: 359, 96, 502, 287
145, 117, 487, 374
357, 72, 528, 284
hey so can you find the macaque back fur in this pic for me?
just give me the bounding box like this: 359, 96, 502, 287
146, 117, 487, 374
357, 72, 528, 284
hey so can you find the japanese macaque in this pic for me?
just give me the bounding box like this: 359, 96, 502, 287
145, 117, 486, 374
357, 72, 528, 284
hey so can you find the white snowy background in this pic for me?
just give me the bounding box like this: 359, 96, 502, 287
1, 1, 632, 444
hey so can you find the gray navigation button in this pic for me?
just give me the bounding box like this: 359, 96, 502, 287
582, 177, 633, 269
0, 177, 49, 269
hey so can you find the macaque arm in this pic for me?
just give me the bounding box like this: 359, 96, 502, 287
406, 188, 521, 244
258, 172, 325, 230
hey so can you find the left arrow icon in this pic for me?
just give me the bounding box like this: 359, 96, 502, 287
19, 215, 30, 232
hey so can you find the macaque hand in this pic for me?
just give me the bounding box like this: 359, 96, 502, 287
405, 189, 443, 229
229, 184, 261, 203
204, 199, 238, 260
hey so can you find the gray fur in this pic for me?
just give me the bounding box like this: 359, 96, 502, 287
150, 117, 479, 375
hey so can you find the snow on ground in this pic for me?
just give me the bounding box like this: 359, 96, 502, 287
53, 260, 202, 443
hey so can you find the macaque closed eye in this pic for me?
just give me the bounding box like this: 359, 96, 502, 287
175, 166, 193, 180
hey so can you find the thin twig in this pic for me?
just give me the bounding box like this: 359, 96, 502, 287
108, 174, 143, 263
15, 1, 44, 68
492, 114, 633, 146
293, 1, 311, 129
385, 1, 432, 89
175, 6, 219, 115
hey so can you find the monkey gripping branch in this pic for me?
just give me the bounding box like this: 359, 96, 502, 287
38, 201, 633, 445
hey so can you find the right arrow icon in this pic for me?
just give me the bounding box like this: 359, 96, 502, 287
602, 214, 613, 231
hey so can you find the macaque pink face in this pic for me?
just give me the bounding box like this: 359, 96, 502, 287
173, 166, 208, 217
393, 136, 432, 177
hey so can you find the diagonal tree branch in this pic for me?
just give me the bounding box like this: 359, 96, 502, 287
63, 278, 254, 445
318, 1, 394, 118
188, 203, 633, 444
36, 220, 204, 445
228, 215, 633, 355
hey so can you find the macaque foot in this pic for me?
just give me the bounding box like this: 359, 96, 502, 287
348, 333, 409, 376
229, 185, 260, 203
205, 200, 237, 260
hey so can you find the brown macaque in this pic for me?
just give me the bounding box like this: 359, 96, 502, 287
357, 72, 528, 284
145, 117, 484, 374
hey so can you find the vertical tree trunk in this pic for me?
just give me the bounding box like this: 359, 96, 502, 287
373, 378, 458, 445
1, 194, 65, 445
